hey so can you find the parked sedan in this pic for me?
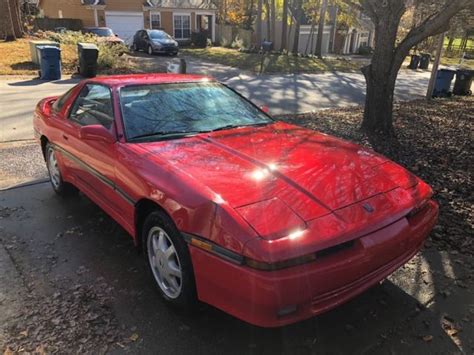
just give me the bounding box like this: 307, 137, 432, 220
33, 74, 438, 328
83, 27, 124, 44
132, 29, 178, 55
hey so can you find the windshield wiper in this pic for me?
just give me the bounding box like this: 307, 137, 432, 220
207, 122, 272, 133
129, 131, 199, 142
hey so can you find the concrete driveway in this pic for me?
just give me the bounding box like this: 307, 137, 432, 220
0, 61, 433, 142
1, 182, 472, 353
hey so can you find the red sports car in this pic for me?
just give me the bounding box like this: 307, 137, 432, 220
33, 74, 438, 327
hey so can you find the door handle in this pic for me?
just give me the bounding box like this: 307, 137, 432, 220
63, 134, 68, 140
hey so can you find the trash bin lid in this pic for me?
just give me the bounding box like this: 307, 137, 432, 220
38, 45, 61, 52
439, 68, 456, 73
78, 42, 99, 51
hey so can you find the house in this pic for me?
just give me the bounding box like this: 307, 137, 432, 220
331, 7, 375, 54
38, 0, 217, 42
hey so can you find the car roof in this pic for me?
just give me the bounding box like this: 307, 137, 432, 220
85, 73, 214, 87
84, 27, 113, 30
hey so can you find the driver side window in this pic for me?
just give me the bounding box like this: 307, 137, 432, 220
69, 84, 114, 129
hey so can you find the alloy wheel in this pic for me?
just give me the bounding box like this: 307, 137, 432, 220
147, 226, 182, 299
48, 148, 61, 189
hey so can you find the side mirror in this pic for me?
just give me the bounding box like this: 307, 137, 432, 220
260, 105, 270, 114
79, 125, 115, 144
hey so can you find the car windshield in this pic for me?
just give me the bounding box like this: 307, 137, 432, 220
89, 28, 114, 37
149, 30, 171, 40
120, 82, 273, 141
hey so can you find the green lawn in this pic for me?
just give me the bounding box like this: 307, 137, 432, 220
181, 47, 361, 74
441, 56, 474, 69
444, 37, 474, 48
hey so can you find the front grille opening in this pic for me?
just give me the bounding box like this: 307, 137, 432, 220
316, 240, 355, 258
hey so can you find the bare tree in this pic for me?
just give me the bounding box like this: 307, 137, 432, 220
265, 0, 271, 41
1, 0, 24, 40
256, 0, 263, 46
315, 0, 328, 57
292, 0, 304, 54
270, 0, 276, 42
350, 0, 471, 134
281, 0, 289, 50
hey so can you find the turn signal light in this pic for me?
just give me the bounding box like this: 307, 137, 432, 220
244, 253, 317, 271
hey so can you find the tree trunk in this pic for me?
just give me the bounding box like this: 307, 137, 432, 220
256, 0, 263, 47
1, 0, 16, 40
280, 0, 288, 51
291, 0, 303, 54
9, 0, 24, 38
265, 0, 271, 41
360, 0, 406, 135
446, 36, 454, 52
314, 0, 328, 58
361, 64, 398, 134
305, 20, 316, 55
270, 0, 276, 43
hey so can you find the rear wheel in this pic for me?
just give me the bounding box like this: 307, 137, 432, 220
142, 210, 197, 308
45, 143, 77, 196
147, 45, 154, 55
132, 42, 138, 52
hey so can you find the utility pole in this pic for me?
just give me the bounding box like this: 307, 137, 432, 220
426, 32, 446, 99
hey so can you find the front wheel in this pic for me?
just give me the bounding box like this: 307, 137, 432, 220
45, 143, 77, 196
142, 210, 197, 308
132, 42, 138, 52
147, 45, 154, 55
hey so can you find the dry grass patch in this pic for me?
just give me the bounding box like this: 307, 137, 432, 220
0, 38, 77, 75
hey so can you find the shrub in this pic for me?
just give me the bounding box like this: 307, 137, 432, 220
97, 42, 128, 69
191, 31, 208, 48
358, 45, 373, 55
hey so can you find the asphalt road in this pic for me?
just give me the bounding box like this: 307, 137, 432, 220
1, 182, 473, 353
0, 64, 433, 142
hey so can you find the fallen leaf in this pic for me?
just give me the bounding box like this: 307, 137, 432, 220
422, 335, 433, 342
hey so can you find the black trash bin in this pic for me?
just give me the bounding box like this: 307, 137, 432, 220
419, 53, 431, 70
77, 42, 99, 78
37, 46, 61, 80
453, 69, 473, 96
408, 54, 420, 69
433, 69, 456, 97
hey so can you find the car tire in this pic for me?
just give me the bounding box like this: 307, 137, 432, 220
45, 143, 78, 196
142, 210, 197, 309
132, 43, 138, 52
147, 45, 154, 55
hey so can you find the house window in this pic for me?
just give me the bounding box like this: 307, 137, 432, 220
150, 12, 161, 29
173, 14, 191, 39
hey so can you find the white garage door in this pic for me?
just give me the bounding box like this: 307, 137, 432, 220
105, 11, 144, 44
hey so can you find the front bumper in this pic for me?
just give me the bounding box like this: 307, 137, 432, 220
152, 46, 178, 54
189, 200, 438, 327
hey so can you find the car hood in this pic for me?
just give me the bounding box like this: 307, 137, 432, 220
137, 121, 419, 221
153, 39, 176, 45
97, 36, 124, 43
